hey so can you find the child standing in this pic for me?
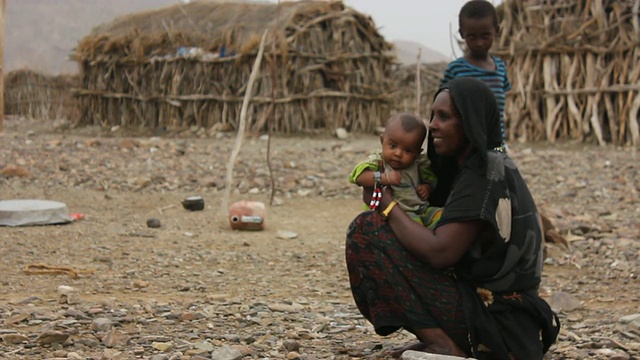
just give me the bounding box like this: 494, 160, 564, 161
441, 0, 511, 151
349, 113, 441, 229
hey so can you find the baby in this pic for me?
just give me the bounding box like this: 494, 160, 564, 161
349, 113, 441, 228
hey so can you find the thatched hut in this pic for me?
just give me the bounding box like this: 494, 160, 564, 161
73, 0, 394, 134
4, 70, 79, 121
495, 0, 640, 146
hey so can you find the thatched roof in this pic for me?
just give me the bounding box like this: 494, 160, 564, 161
75, 0, 392, 62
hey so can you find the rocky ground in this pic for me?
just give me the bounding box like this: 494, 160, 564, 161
0, 117, 639, 360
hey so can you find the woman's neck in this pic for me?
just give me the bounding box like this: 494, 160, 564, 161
456, 144, 474, 167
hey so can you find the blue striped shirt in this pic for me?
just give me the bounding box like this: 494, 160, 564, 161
441, 56, 511, 147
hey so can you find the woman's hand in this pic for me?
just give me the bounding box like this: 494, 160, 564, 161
362, 186, 374, 206
362, 185, 396, 209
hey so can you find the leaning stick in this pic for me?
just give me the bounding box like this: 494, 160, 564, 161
416, 48, 422, 116
266, 0, 280, 206
416, 48, 429, 156
222, 30, 268, 214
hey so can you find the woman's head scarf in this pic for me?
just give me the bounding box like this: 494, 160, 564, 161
427, 77, 502, 205
439, 77, 502, 158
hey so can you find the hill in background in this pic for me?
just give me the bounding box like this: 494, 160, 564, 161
5, 0, 449, 74
6, 0, 178, 74
392, 40, 451, 65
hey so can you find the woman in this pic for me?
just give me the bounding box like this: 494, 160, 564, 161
345, 77, 559, 359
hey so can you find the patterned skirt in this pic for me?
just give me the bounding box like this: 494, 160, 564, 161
345, 210, 469, 351
345, 211, 560, 359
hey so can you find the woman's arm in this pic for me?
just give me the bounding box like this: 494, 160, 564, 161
371, 189, 484, 269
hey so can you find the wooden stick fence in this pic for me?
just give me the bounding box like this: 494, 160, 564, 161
496, 0, 640, 146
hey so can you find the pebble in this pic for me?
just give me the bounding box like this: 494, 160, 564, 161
147, 218, 162, 228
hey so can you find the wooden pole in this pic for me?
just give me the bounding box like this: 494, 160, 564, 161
222, 30, 268, 214
0, 0, 6, 131
266, 0, 280, 206
415, 48, 422, 116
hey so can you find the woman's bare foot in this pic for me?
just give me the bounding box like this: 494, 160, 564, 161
389, 328, 467, 358
388, 342, 427, 358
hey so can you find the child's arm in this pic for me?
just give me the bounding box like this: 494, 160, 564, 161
349, 152, 380, 184
350, 151, 400, 187
355, 169, 401, 188
500, 57, 512, 93
416, 183, 433, 201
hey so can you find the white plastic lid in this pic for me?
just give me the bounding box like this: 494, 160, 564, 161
0, 199, 73, 227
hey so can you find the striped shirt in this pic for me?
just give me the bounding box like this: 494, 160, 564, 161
441, 56, 511, 148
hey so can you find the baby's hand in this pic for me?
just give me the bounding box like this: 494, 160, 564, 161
385, 170, 402, 185
416, 184, 432, 201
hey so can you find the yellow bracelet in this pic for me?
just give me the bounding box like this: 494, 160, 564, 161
381, 200, 398, 220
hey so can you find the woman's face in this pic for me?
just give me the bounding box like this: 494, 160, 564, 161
429, 91, 467, 157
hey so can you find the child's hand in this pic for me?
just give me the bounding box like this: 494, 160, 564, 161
416, 184, 432, 201
385, 170, 402, 185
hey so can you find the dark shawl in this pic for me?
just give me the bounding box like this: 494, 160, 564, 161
430, 78, 559, 359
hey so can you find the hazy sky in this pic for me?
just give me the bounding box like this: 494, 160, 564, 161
341, 0, 504, 58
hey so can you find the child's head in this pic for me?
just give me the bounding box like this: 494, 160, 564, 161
380, 113, 426, 170
458, 0, 499, 59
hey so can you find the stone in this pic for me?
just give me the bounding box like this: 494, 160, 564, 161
549, 291, 582, 312
147, 218, 162, 228
57, 285, 81, 305
1, 333, 29, 344
152, 342, 173, 352
0, 164, 33, 178
276, 230, 299, 239
210, 345, 243, 360
282, 339, 301, 352
92, 318, 114, 332
102, 328, 130, 347
335, 128, 349, 140
36, 331, 70, 345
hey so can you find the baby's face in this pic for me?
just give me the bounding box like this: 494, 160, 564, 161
380, 123, 423, 170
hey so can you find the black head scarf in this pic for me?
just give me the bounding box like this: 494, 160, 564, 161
427, 77, 502, 205
442, 77, 502, 156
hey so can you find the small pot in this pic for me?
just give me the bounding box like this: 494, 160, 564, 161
181, 196, 205, 211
